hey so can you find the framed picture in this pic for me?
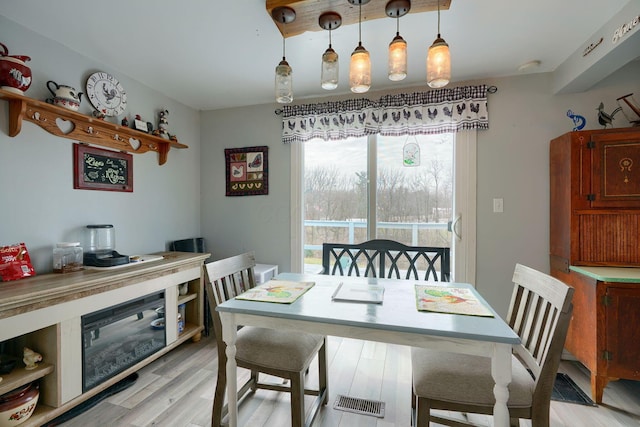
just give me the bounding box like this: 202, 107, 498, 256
73, 143, 133, 192
225, 145, 268, 196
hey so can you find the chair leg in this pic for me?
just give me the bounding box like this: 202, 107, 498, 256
415, 396, 430, 427
212, 370, 226, 427
250, 370, 259, 392
290, 372, 305, 427
531, 408, 550, 427
318, 339, 329, 405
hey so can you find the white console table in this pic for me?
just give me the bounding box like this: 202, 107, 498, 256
0, 251, 209, 426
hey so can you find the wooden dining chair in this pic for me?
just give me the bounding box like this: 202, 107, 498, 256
322, 239, 450, 281
204, 251, 328, 427
411, 263, 574, 427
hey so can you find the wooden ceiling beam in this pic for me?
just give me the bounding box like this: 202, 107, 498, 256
266, 0, 451, 38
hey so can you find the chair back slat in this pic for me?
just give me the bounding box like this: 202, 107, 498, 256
520, 292, 542, 349
205, 251, 257, 310
322, 239, 450, 282
507, 264, 574, 404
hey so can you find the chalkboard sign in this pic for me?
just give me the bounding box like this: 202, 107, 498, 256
73, 144, 133, 192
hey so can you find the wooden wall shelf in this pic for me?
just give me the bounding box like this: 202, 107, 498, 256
0, 88, 188, 165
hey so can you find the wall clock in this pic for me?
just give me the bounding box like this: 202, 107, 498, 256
85, 71, 127, 117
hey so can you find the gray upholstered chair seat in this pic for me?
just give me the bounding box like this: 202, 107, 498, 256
237, 327, 325, 371
411, 349, 534, 408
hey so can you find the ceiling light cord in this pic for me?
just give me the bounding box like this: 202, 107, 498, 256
437, 0, 441, 38
358, 3, 362, 47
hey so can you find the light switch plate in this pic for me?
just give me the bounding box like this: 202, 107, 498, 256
493, 198, 504, 213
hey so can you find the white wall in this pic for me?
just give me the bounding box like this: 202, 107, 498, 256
200, 104, 291, 266
0, 17, 203, 274
200, 60, 640, 316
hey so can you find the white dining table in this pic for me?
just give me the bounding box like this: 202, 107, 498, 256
216, 273, 520, 427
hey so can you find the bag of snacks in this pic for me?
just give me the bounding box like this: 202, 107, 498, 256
0, 242, 36, 281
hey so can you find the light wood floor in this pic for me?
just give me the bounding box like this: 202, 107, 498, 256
59, 334, 640, 427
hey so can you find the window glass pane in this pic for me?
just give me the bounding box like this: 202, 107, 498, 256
376, 134, 453, 248
303, 137, 368, 271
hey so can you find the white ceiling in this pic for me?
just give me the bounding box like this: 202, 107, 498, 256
0, 0, 632, 111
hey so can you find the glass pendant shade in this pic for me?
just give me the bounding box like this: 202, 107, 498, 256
275, 59, 293, 103
321, 47, 339, 90
388, 33, 407, 81
350, 44, 371, 93
427, 36, 450, 88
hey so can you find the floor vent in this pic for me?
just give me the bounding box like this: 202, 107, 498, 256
333, 394, 385, 418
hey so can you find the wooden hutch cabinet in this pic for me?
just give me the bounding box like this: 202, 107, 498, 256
550, 127, 640, 403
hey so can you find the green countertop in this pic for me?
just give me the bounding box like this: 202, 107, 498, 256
570, 265, 640, 283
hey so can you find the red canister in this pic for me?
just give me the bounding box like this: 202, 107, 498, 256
0, 382, 39, 426
0, 43, 32, 95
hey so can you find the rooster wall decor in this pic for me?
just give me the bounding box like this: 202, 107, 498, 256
597, 102, 622, 128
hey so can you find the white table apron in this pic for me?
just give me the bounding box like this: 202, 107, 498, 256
217, 275, 517, 427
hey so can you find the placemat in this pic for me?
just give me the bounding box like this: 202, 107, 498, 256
415, 285, 494, 317
235, 279, 315, 304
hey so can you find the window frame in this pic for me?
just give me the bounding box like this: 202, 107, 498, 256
290, 130, 476, 284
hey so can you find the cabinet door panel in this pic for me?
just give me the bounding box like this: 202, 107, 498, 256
591, 132, 640, 207
605, 286, 640, 379
577, 213, 640, 265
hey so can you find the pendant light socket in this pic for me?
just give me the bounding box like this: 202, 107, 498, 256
319, 12, 342, 30
271, 6, 296, 24
385, 0, 411, 18
347, 0, 371, 6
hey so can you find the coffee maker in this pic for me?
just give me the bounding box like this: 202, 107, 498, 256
82, 224, 130, 267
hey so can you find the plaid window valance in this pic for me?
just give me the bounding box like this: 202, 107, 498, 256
280, 85, 489, 143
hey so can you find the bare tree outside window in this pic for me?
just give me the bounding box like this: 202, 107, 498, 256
303, 134, 453, 270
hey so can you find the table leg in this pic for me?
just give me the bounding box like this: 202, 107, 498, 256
491, 343, 512, 427
220, 312, 238, 427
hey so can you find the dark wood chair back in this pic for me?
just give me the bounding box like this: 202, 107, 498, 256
322, 239, 451, 282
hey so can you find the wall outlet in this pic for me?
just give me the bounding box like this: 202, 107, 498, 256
493, 198, 504, 213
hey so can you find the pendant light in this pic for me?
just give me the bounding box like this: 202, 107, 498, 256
319, 12, 342, 90
349, 0, 371, 94
272, 7, 296, 103
386, 0, 410, 81
426, 0, 451, 88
